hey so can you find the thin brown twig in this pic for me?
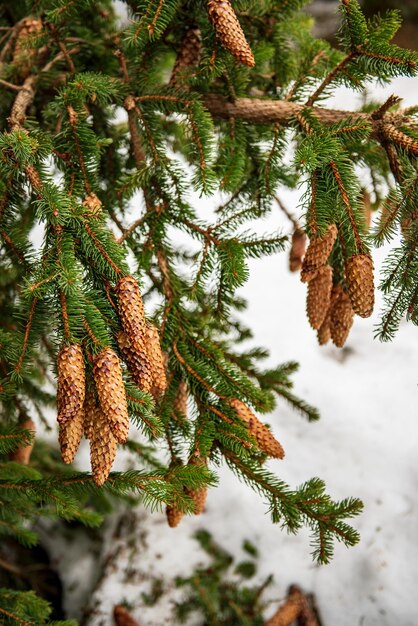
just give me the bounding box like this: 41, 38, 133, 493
15, 297, 38, 375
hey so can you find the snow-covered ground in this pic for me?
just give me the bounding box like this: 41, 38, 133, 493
38, 75, 418, 626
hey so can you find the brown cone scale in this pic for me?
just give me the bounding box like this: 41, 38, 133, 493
90, 404, 117, 486
166, 505, 184, 528
83, 386, 97, 440
117, 331, 152, 393
306, 265, 333, 330
145, 323, 167, 402
93, 347, 129, 443
229, 398, 285, 459
113, 605, 140, 626
59, 408, 84, 464
345, 254, 375, 318
170, 27, 202, 86
185, 455, 208, 515
116, 276, 147, 341
208, 0, 255, 67
317, 307, 331, 346
301, 224, 338, 283
329, 285, 354, 348
289, 227, 307, 272
57, 343, 86, 424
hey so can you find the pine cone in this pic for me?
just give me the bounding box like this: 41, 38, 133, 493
301, 224, 338, 283
345, 254, 374, 318
9, 419, 35, 465
93, 347, 129, 443
117, 331, 152, 393
289, 227, 307, 272
83, 386, 97, 440
166, 505, 184, 528
90, 404, 117, 486
13, 17, 43, 79
82, 193, 102, 218
185, 455, 208, 515
317, 307, 331, 346
173, 380, 188, 420
145, 323, 167, 401
116, 276, 147, 341
114, 605, 140, 626
208, 0, 255, 67
170, 27, 201, 86
306, 265, 333, 330
57, 344, 86, 424
59, 408, 84, 464
229, 398, 285, 459
329, 285, 354, 348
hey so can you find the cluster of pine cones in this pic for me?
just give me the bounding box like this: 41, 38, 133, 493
57, 275, 166, 486
290, 224, 375, 347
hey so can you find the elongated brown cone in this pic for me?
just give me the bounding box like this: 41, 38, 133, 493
301, 224, 338, 283
229, 398, 285, 459
264, 585, 303, 626
306, 265, 333, 330
114, 605, 140, 626
145, 323, 167, 401
289, 227, 307, 272
9, 419, 36, 465
166, 505, 184, 528
115, 276, 147, 340
208, 0, 255, 67
185, 455, 208, 515
345, 254, 375, 318
93, 348, 129, 443
59, 408, 84, 464
117, 331, 152, 393
13, 17, 43, 79
330, 285, 354, 348
90, 404, 117, 486
173, 380, 188, 420
317, 307, 331, 346
170, 27, 202, 86
57, 344, 86, 424
83, 387, 97, 440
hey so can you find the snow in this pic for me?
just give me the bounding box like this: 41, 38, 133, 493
38, 75, 418, 626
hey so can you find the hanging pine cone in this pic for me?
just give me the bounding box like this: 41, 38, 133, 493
93, 347, 129, 443
229, 398, 285, 459
114, 605, 140, 626
117, 331, 152, 393
173, 380, 188, 420
83, 386, 97, 440
59, 408, 84, 464
166, 505, 184, 528
317, 307, 331, 346
170, 27, 202, 86
329, 285, 354, 348
289, 227, 307, 272
207, 0, 255, 67
345, 254, 375, 318
82, 193, 102, 218
57, 344, 86, 424
185, 454, 208, 515
13, 17, 43, 80
116, 275, 147, 341
306, 265, 333, 330
145, 323, 167, 401
9, 419, 36, 465
301, 224, 338, 283
90, 403, 118, 486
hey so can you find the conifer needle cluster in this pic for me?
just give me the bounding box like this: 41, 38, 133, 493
0, 0, 417, 621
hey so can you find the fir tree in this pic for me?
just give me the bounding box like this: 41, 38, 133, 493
0, 0, 417, 621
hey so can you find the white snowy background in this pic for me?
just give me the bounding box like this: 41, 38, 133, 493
36, 6, 418, 624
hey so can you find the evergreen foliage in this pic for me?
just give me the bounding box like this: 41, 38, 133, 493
0, 0, 417, 620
